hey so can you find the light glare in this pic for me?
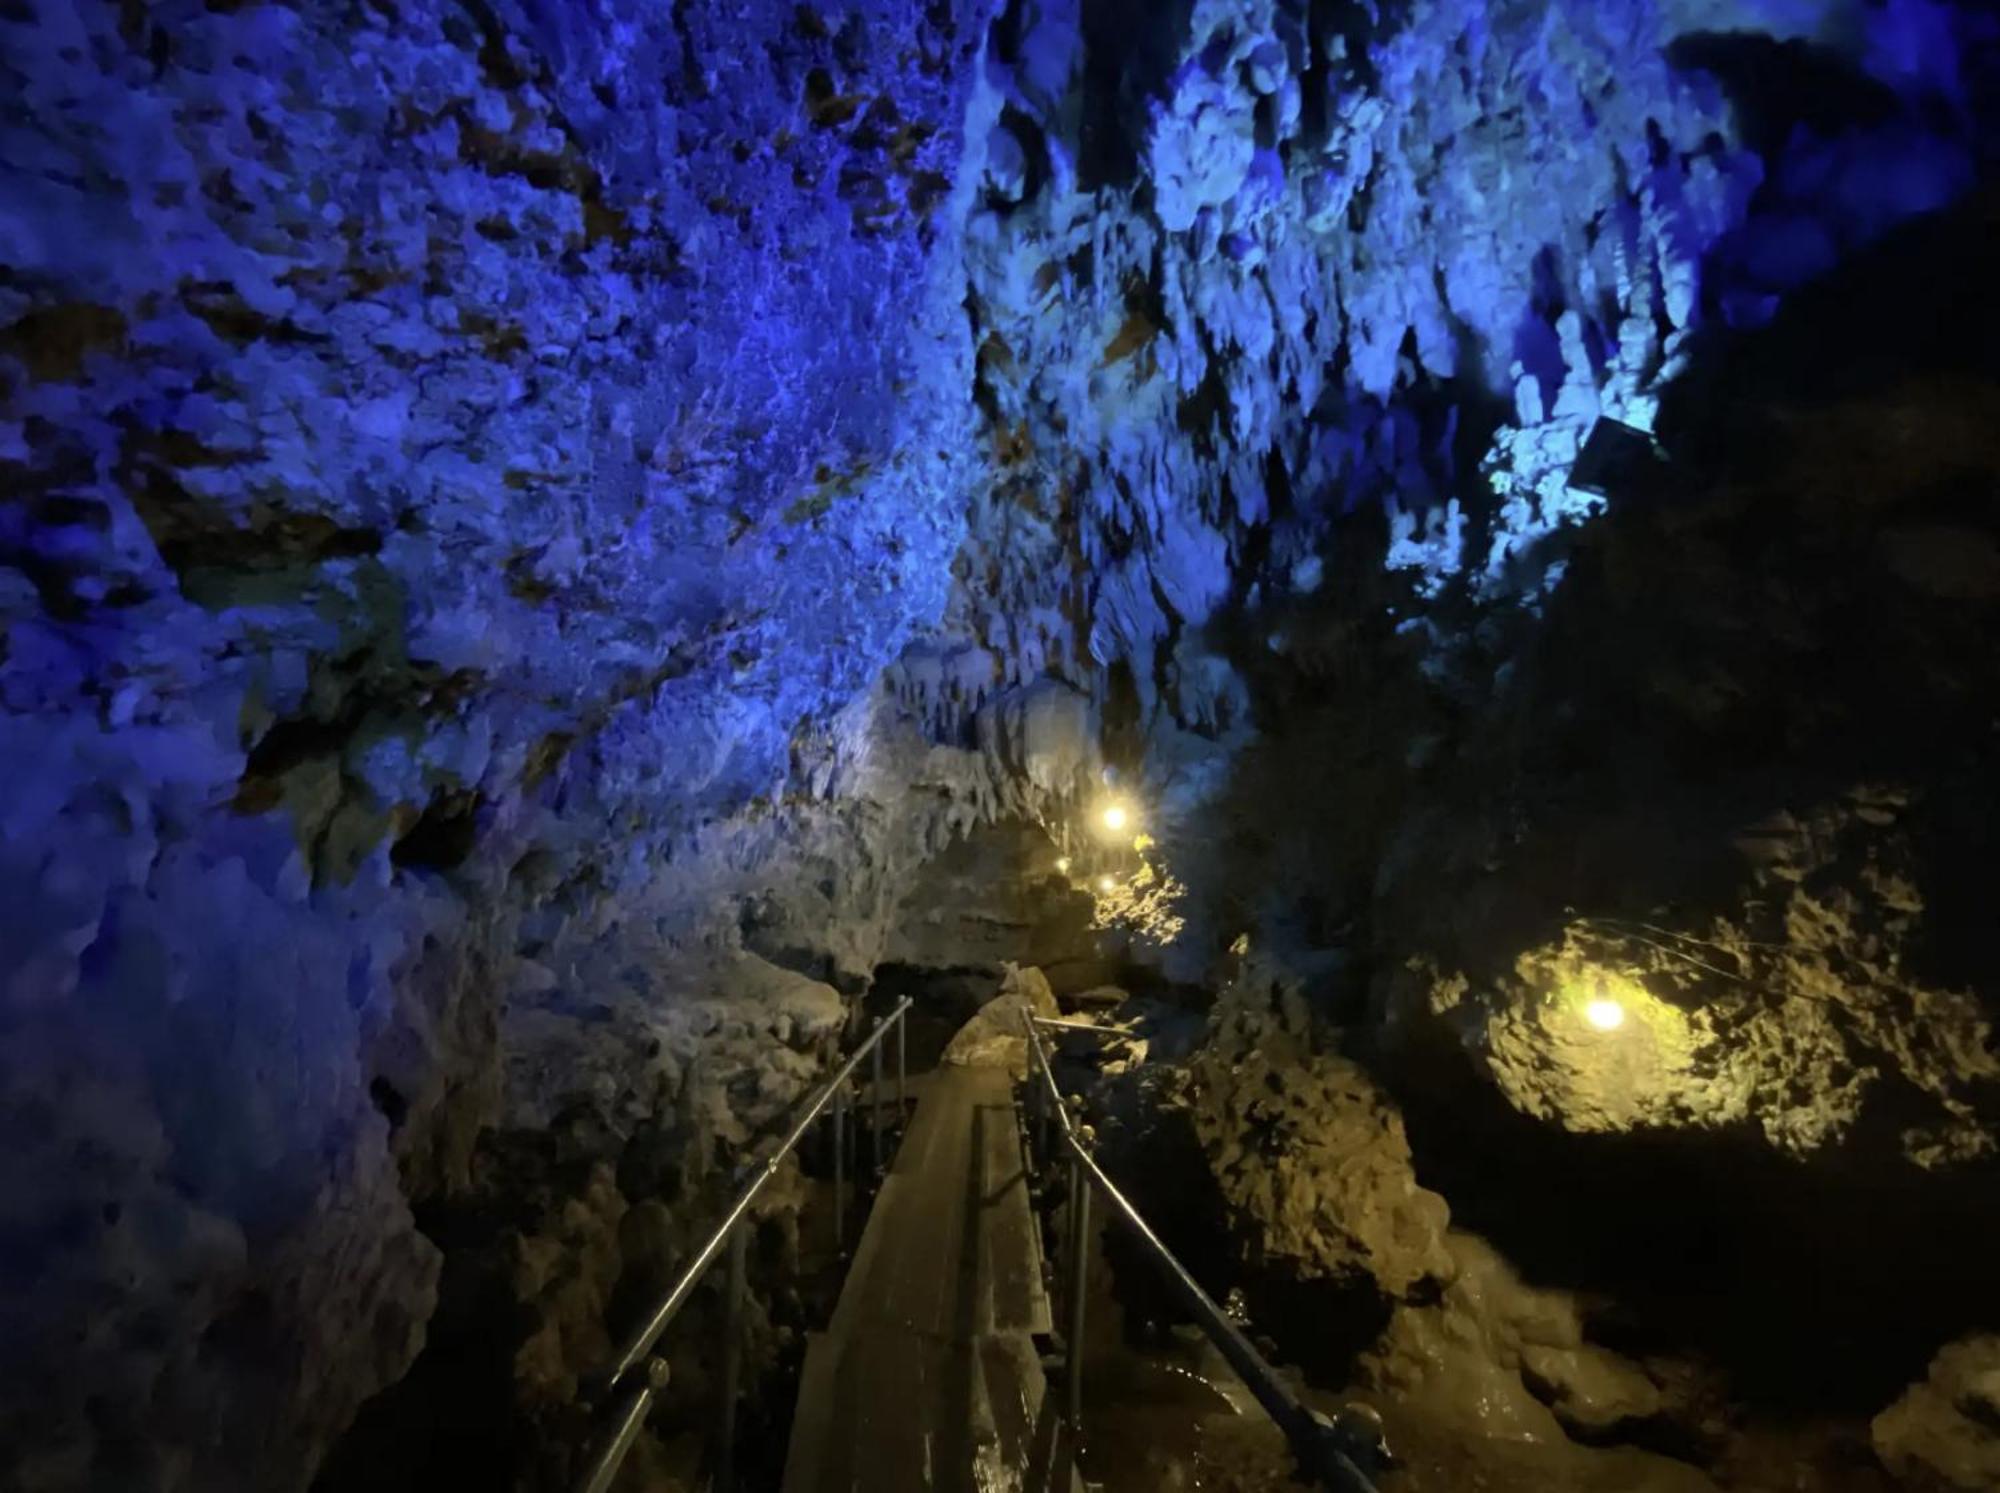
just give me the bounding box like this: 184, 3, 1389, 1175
1585, 997, 1626, 1032
1101, 804, 1128, 832
1096, 875, 1116, 893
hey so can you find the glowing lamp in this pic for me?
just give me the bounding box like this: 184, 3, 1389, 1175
1054, 856, 1071, 874
1096, 875, 1116, 894
1100, 804, 1129, 832
1584, 997, 1626, 1032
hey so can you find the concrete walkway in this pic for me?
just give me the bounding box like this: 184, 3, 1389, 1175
782, 1063, 1077, 1493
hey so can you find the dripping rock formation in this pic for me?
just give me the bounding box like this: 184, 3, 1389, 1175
2, 1, 1997, 1490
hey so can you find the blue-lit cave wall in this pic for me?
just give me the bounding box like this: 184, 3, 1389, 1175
932, 0, 1999, 1477
0, 2, 1012, 1487
933, 0, 1996, 1025
944, 0, 2000, 1479
4, 0, 2000, 1489
937, 0, 1992, 719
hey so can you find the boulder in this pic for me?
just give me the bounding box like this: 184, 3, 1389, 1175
1186, 988, 1453, 1297
1521, 1343, 1666, 1437
1873, 1336, 2000, 1491
940, 963, 1060, 1076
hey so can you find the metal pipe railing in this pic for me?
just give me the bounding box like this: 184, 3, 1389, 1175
1021, 1015, 1382, 1493
1031, 1015, 1131, 1035
575, 996, 913, 1493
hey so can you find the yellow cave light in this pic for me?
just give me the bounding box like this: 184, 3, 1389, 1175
1054, 856, 1071, 874
1100, 803, 1129, 833
1097, 874, 1117, 894
1584, 995, 1627, 1031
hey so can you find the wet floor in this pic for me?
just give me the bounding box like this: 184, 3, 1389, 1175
1053, 1143, 1852, 1493
1062, 1172, 1313, 1493
1069, 1268, 1886, 1493
1075, 1330, 1309, 1492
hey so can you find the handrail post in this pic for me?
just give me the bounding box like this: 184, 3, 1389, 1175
575, 999, 915, 1493
896, 1007, 907, 1123
577, 1359, 670, 1493
1011, 1014, 1382, 1493
871, 1038, 884, 1175
832, 1080, 847, 1252
715, 1223, 748, 1493
1040, 1056, 1056, 1160
1066, 1149, 1089, 1439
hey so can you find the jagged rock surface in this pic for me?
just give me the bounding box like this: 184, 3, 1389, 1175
939, 961, 1062, 1073
1873, 1337, 2000, 1492
4, 0, 1998, 1489
1185, 980, 1452, 1299
0, 1, 1002, 1486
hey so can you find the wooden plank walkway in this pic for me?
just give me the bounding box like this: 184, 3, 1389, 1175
782, 1063, 1076, 1493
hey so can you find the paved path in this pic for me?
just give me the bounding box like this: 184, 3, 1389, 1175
783, 1063, 1076, 1493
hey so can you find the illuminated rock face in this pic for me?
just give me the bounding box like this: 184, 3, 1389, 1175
1186, 984, 1453, 1299
938, 0, 1998, 1168
0, 2, 999, 1485
2, 0, 1997, 1488
940, 0, 1974, 712
1406, 812, 2000, 1164
1874, 1336, 2000, 1491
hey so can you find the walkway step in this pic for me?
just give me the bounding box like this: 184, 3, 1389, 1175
975, 1092, 1052, 1340
781, 1063, 1077, 1493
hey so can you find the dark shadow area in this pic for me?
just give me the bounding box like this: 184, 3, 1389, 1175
316, 1085, 898, 1493
866, 962, 1002, 1070
1667, 32, 1905, 159
1090, 1070, 1393, 1383
1073, 0, 1196, 192
1664, 186, 2000, 431
390, 788, 483, 872
1365, 184, 2000, 1416
1392, 1028, 2000, 1415
311, 1181, 551, 1493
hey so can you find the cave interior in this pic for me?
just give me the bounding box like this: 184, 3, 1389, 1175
2, 1, 1999, 1491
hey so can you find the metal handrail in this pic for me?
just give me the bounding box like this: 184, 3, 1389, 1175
1021, 1015, 1382, 1493
1031, 1015, 1131, 1035
575, 996, 913, 1493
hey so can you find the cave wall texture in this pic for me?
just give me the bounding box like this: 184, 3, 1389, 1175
3, 0, 1998, 1490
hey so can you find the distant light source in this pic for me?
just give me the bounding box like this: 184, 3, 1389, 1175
1585, 997, 1627, 1032
1054, 856, 1071, 874
1096, 875, 1116, 894
1100, 804, 1129, 832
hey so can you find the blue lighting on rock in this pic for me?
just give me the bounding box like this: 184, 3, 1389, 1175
0, 0, 1995, 1485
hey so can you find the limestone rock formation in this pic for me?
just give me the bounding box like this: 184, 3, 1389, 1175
1873, 1337, 2000, 1492
3, 0, 1998, 1488
1393, 791, 2000, 1167
880, 819, 1098, 977
1185, 979, 1453, 1299
940, 962, 1062, 1074
1175, 974, 1681, 1439
1364, 1234, 1668, 1446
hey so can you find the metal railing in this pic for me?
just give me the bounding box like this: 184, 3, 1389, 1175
1032, 1014, 1131, 1035
1021, 1014, 1383, 1492
575, 997, 913, 1493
